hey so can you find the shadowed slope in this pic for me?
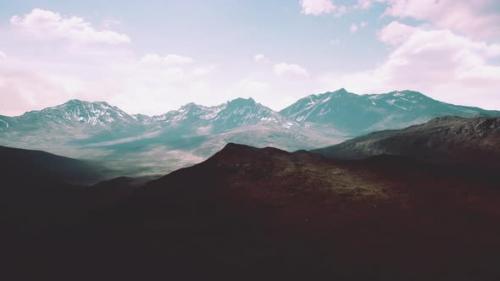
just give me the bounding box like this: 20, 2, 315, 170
0, 145, 108, 186
3, 135, 500, 280
313, 116, 500, 168
73, 142, 500, 281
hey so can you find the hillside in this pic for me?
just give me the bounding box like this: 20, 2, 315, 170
313, 116, 500, 168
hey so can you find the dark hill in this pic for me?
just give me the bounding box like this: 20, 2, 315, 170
66, 142, 500, 281
313, 116, 500, 168
0, 145, 108, 186
3, 134, 500, 280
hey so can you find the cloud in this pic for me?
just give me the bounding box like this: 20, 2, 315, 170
254, 54, 271, 64
231, 79, 271, 100
10, 8, 130, 44
273, 62, 309, 78
300, 0, 345, 16
378, 21, 417, 45
382, 0, 500, 40
320, 21, 500, 109
0, 45, 217, 116
107, 57, 219, 115
350, 24, 359, 33
140, 53, 195, 66
192, 65, 217, 77
350, 21, 367, 33
356, 0, 375, 9
0, 67, 73, 116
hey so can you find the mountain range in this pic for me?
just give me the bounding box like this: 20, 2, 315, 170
1, 89, 498, 176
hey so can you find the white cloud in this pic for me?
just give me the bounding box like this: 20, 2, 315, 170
382, 0, 500, 40
356, 0, 375, 9
254, 54, 271, 64
230, 79, 271, 101
0, 45, 219, 116
107, 58, 217, 114
350, 21, 367, 33
320, 21, 500, 109
378, 21, 417, 45
300, 0, 345, 16
10, 8, 130, 44
140, 54, 195, 66
273, 62, 309, 78
350, 24, 358, 33
0, 67, 73, 116
192, 65, 217, 77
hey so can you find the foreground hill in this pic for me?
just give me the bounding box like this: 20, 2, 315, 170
1, 89, 498, 176
0, 145, 108, 186
4, 142, 496, 280
0, 145, 115, 243
313, 116, 500, 168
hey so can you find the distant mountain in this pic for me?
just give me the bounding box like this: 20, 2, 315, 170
152, 97, 297, 133
1, 90, 499, 176
313, 116, 500, 168
0, 100, 150, 162
281, 89, 500, 136
0, 98, 338, 176
0, 99, 139, 130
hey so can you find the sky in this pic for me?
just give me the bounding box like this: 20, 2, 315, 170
0, 0, 499, 116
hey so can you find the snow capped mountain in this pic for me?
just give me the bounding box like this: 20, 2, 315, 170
49, 99, 137, 125
1, 89, 499, 176
281, 89, 499, 136
152, 97, 297, 133
2, 99, 140, 132
210, 98, 294, 132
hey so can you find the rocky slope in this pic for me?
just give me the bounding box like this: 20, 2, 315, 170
281, 89, 499, 136
313, 116, 500, 168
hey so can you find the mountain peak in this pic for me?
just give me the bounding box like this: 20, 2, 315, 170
311, 89, 356, 102
18, 99, 138, 127
64, 99, 86, 105
221, 142, 256, 151
226, 97, 257, 107
179, 102, 204, 111
210, 142, 289, 164
57, 99, 114, 110
333, 88, 349, 94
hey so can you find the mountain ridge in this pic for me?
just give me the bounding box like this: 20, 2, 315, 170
1, 89, 499, 176
280, 89, 499, 136
313, 116, 500, 169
